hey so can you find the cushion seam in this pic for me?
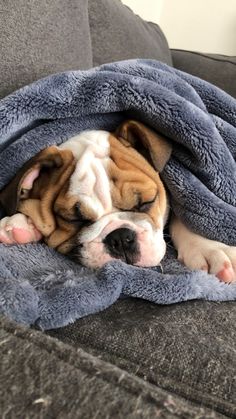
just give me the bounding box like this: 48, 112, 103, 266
1, 319, 199, 415
84, 0, 93, 68
171, 49, 236, 66
70, 338, 235, 417
87, 0, 95, 67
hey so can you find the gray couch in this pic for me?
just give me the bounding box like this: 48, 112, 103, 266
1, 1, 236, 417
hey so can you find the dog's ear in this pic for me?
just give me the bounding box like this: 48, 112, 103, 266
116, 120, 172, 172
0, 146, 69, 215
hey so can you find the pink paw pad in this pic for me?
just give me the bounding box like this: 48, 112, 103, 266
11, 227, 37, 244
217, 262, 235, 283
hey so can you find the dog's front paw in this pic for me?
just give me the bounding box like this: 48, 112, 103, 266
178, 240, 236, 283
0, 213, 42, 244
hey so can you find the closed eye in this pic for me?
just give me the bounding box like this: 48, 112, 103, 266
55, 212, 83, 224
54, 204, 90, 225
56, 213, 92, 229
134, 194, 157, 212
138, 201, 154, 212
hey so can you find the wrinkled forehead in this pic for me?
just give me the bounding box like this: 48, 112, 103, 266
58, 130, 163, 221
59, 129, 159, 172
59, 130, 112, 219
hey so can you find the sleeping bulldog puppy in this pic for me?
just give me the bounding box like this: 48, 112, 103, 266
0, 120, 236, 283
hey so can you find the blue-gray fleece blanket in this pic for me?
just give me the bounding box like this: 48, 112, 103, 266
0, 59, 236, 330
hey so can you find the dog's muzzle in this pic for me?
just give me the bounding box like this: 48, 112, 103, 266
103, 227, 139, 264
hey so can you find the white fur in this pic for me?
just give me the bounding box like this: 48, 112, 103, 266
171, 217, 236, 283
59, 131, 112, 219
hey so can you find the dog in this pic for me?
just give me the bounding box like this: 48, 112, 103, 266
0, 120, 236, 283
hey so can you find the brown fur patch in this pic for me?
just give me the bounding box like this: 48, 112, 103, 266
108, 134, 168, 227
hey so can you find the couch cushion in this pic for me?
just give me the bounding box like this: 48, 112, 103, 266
49, 299, 236, 418
0, 0, 92, 99
1, 316, 220, 418
172, 49, 236, 98
88, 0, 172, 66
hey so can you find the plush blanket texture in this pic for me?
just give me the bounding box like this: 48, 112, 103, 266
0, 59, 236, 329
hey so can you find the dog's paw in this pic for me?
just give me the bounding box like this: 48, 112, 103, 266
178, 240, 236, 283
0, 213, 42, 244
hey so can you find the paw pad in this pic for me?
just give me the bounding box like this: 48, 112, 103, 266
217, 262, 235, 283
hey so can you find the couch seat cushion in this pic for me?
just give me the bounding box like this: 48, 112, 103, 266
172, 50, 236, 98
49, 299, 236, 418
1, 316, 223, 418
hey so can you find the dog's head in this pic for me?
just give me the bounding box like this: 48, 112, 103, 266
0, 120, 172, 268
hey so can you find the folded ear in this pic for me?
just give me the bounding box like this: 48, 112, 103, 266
115, 120, 172, 172
0, 146, 66, 215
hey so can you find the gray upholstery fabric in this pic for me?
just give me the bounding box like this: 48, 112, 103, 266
0, 316, 223, 419
172, 49, 236, 98
1, 1, 236, 416
88, 0, 172, 66
0, 0, 92, 99
49, 299, 236, 418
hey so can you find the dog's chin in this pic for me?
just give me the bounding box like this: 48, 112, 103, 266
68, 239, 166, 270
79, 253, 165, 270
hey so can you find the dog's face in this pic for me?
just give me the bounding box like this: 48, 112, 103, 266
0, 121, 171, 268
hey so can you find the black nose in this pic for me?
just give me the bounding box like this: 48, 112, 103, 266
103, 228, 139, 264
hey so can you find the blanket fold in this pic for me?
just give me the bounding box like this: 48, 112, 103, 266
0, 59, 236, 329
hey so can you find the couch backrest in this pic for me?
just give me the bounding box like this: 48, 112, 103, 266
0, 0, 93, 98
88, 0, 172, 67
0, 0, 172, 99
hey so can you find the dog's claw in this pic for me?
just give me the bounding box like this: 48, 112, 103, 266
217, 262, 236, 283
